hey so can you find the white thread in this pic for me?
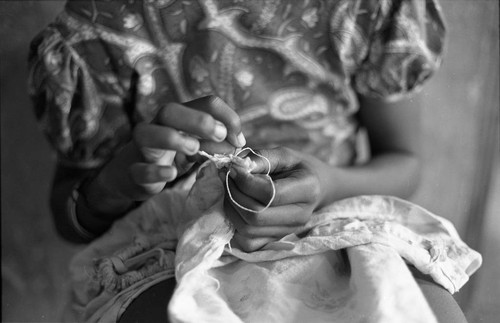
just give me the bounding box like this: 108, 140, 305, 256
198, 147, 276, 213
198, 150, 233, 169
226, 148, 275, 213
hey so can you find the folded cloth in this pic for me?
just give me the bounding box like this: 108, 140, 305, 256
64, 162, 481, 323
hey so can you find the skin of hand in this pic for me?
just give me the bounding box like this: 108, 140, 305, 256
223, 94, 423, 252
224, 147, 329, 252
82, 96, 246, 215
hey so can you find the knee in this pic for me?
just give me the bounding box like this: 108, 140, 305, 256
416, 278, 468, 323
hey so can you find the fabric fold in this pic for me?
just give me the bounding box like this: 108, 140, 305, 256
65, 162, 481, 323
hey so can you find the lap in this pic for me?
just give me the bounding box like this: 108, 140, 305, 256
118, 278, 176, 323
415, 278, 468, 323
119, 270, 467, 323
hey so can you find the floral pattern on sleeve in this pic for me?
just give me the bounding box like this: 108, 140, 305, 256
28, 26, 134, 168
28, 0, 445, 168
341, 0, 446, 100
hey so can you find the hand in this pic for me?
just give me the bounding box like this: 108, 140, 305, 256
84, 96, 245, 215
224, 147, 330, 252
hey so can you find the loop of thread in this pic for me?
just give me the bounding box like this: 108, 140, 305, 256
199, 147, 276, 213
225, 147, 276, 214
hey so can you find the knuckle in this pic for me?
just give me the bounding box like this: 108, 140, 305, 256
304, 175, 321, 201
196, 114, 215, 132
239, 238, 257, 252
309, 183, 321, 202
238, 225, 253, 236
248, 214, 265, 226
281, 147, 298, 163
157, 103, 176, 123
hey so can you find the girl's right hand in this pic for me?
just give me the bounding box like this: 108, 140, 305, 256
84, 96, 245, 212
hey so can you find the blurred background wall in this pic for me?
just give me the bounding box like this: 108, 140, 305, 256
1, 1, 82, 321
1, 0, 498, 322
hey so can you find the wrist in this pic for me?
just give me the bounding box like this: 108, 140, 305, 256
71, 177, 139, 238
81, 172, 136, 217
303, 155, 339, 210
317, 165, 340, 209
65, 180, 123, 242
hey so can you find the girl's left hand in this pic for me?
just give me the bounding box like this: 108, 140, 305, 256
224, 147, 330, 252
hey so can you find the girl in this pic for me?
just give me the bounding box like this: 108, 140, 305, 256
29, 0, 479, 322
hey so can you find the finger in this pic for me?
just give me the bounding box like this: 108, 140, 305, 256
140, 147, 176, 166
226, 175, 271, 211
199, 140, 238, 156
129, 163, 177, 194
241, 204, 310, 227
227, 173, 315, 209
155, 102, 228, 142
231, 232, 275, 252
129, 163, 177, 184
243, 147, 300, 174
134, 123, 200, 156
173, 153, 195, 175
225, 200, 301, 237
225, 188, 310, 227
268, 171, 320, 206
184, 96, 246, 147
228, 169, 274, 205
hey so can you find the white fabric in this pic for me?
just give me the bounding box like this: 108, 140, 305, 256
65, 163, 481, 323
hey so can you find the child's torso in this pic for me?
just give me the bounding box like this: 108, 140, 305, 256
60, 0, 377, 165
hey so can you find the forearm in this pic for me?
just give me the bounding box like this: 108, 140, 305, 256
318, 151, 421, 208
51, 162, 136, 243
76, 173, 137, 233
315, 93, 425, 207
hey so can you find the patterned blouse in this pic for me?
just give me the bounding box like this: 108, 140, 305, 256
28, 0, 445, 169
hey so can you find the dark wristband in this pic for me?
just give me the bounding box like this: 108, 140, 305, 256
67, 185, 99, 241
68, 179, 139, 240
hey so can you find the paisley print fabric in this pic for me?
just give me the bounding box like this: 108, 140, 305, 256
28, 0, 445, 168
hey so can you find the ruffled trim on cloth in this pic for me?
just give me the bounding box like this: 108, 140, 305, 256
64, 163, 481, 323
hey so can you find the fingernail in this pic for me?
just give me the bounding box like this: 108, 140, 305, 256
214, 121, 227, 141
184, 138, 199, 154
236, 132, 246, 147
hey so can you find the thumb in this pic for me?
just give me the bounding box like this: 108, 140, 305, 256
244, 147, 298, 175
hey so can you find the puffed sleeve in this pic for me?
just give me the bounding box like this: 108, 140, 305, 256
350, 0, 446, 100
28, 24, 134, 169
